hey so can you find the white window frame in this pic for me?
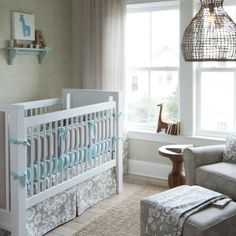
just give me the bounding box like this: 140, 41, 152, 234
194, 1, 236, 138
126, 2, 180, 131
126, 0, 236, 140
195, 66, 236, 138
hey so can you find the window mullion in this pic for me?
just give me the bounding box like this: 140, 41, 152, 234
127, 66, 178, 71
148, 10, 152, 126
234, 72, 236, 131
149, 10, 152, 67
148, 69, 151, 126
196, 68, 201, 135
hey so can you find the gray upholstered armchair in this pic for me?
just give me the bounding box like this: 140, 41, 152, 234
183, 145, 236, 201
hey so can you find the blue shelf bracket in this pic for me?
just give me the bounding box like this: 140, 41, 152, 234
39, 50, 48, 64
7, 47, 52, 65
9, 49, 17, 65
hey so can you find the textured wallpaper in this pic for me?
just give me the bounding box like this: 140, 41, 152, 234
0, 0, 73, 104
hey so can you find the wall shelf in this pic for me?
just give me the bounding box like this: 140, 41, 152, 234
7, 47, 52, 65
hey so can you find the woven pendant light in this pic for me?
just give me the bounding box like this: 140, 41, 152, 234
181, 0, 236, 61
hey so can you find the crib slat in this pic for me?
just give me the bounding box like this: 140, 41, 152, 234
113, 107, 117, 159
43, 124, 47, 192
60, 119, 64, 183
109, 109, 113, 161
88, 113, 92, 169
70, 117, 74, 177
102, 110, 105, 164
105, 110, 109, 162
97, 111, 101, 166
65, 118, 69, 180
49, 122, 53, 189
54, 121, 58, 186
36, 126, 40, 194
80, 116, 84, 174
30, 128, 34, 197
63, 118, 67, 180
85, 114, 88, 172
79, 116, 83, 174
75, 116, 79, 175
111, 108, 114, 159
93, 113, 98, 168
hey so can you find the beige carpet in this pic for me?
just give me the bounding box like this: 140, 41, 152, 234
74, 185, 166, 236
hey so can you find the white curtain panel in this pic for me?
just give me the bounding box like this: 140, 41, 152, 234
77, 0, 126, 91
75, 0, 128, 174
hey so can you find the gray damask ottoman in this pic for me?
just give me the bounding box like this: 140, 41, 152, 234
141, 186, 236, 236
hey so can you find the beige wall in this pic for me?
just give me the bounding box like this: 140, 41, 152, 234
128, 139, 171, 165
71, 0, 82, 89
0, 0, 72, 104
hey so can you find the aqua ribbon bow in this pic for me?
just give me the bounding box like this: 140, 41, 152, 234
89, 120, 97, 139
112, 136, 123, 149
112, 136, 123, 142
10, 138, 30, 146
112, 112, 124, 119
11, 171, 27, 186
58, 127, 68, 146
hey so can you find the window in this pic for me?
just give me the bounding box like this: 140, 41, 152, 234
125, 3, 179, 130
196, 4, 236, 137
131, 76, 139, 91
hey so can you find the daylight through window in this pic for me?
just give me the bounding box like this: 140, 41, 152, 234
125, 3, 180, 130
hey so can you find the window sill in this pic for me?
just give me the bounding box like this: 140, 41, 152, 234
127, 130, 225, 146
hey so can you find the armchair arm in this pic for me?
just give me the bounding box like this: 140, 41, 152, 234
183, 145, 225, 185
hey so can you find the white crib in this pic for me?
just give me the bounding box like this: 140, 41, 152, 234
0, 89, 123, 236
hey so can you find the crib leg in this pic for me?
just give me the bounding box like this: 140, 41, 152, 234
116, 138, 123, 194
113, 93, 123, 194
116, 163, 123, 194
9, 108, 27, 236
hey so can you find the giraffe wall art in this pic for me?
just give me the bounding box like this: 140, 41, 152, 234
12, 12, 35, 41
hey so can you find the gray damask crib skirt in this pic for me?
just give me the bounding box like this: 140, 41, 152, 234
0, 168, 116, 236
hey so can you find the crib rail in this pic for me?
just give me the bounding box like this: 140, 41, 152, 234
26, 101, 115, 127
15, 98, 63, 117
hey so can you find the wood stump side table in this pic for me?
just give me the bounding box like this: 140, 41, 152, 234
159, 145, 186, 188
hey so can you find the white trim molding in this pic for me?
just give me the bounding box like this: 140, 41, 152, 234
128, 159, 171, 180
128, 130, 225, 146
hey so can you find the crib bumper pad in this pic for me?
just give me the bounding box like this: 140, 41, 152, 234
26, 138, 114, 183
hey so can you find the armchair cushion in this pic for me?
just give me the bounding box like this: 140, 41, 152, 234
196, 162, 236, 200
223, 135, 236, 163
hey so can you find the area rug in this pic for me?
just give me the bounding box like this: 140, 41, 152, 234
74, 185, 166, 236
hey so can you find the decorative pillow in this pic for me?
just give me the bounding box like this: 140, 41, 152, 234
223, 135, 236, 163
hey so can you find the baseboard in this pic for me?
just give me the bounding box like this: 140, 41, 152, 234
128, 160, 171, 180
